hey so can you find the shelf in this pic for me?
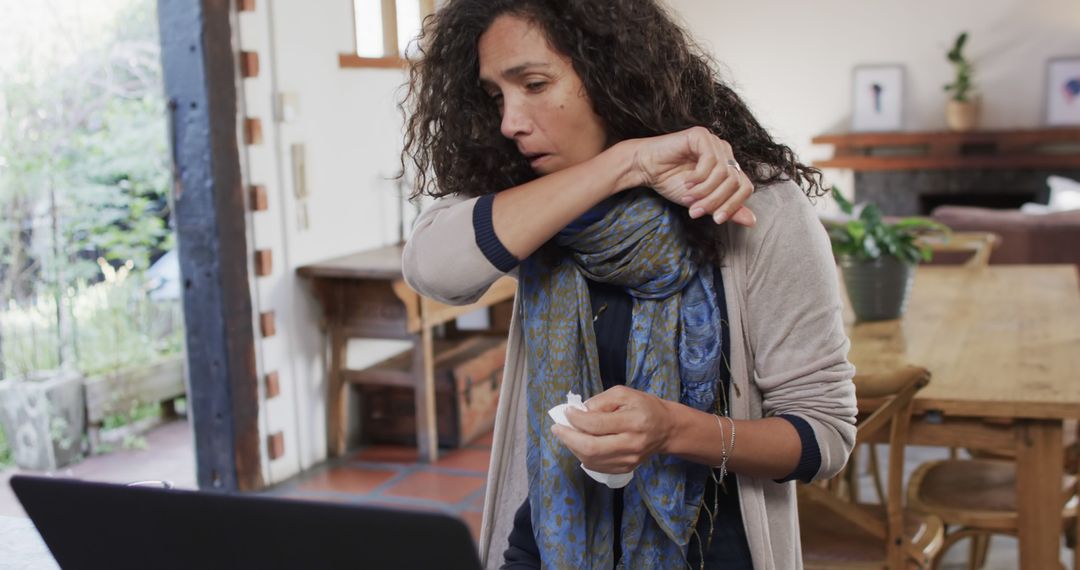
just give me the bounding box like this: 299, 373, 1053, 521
337, 54, 407, 69
815, 155, 1080, 171
812, 128, 1080, 148
345, 335, 505, 388
812, 128, 1080, 171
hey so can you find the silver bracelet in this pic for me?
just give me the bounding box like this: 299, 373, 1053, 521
712, 416, 730, 479
715, 415, 736, 480
725, 415, 736, 460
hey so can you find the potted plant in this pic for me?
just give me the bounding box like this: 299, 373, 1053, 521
944, 31, 978, 131
824, 187, 948, 321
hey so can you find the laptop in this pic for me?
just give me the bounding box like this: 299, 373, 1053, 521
11, 475, 483, 570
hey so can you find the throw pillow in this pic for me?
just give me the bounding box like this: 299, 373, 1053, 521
1022, 175, 1080, 214
1047, 175, 1080, 211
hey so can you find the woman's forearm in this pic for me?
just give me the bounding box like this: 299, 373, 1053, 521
491, 141, 640, 260
660, 399, 802, 480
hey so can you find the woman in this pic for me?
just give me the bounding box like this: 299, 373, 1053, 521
400, 1, 857, 568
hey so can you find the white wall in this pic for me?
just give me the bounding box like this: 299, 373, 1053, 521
668, 0, 1080, 193
236, 0, 414, 484
265, 1, 417, 481
245, 0, 1079, 483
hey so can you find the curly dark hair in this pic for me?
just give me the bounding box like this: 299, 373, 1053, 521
400, 0, 824, 262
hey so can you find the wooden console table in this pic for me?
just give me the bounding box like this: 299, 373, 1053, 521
298, 245, 516, 462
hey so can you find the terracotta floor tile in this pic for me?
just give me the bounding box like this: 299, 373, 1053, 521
383, 471, 485, 504
435, 448, 492, 473
352, 444, 420, 464
461, 510, 483, 542
297, 466, 397, 495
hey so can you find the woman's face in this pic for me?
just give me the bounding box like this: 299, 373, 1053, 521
478, 15, 608, 176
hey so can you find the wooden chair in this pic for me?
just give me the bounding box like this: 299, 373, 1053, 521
916, 231, 1001, 268
906, 420, 1080, 570
800, 365, 944, 569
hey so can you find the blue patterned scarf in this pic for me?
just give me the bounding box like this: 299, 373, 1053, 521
518, 189, 723, 569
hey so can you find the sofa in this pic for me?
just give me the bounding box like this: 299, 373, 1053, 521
930, 205, 1080, 267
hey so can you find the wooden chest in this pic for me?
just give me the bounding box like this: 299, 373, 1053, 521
359, 335, 506, 448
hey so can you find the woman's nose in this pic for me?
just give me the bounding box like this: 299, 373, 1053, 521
500, 99, 532, 139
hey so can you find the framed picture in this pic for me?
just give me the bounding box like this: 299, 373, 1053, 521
851, 65, 904, 132
1045, 56, 1080, 126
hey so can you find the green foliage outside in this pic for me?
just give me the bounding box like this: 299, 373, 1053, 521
0, 0, 171, 287
0, 0, 182, 451
824, 187, 948, 265
944, 32, 974, 102
0, 0, 175, 374
2, 262, 184, 379
97, 400, 162, 452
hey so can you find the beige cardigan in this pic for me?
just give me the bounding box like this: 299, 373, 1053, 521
402, 181, 858, 569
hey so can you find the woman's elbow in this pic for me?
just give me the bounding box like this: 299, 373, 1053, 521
811, 418, 857, 481
401, 238, 495, 305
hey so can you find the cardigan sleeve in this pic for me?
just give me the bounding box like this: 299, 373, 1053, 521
402, 193, 519, 306
775, 414, 822, 483
741, 183, 858, 481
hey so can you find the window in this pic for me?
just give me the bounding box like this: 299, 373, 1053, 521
340, 0, 436, 69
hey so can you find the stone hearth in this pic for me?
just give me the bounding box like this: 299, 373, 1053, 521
855, 168, 1080, 216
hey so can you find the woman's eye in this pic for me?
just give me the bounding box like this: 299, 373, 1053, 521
525, 81, 546, 92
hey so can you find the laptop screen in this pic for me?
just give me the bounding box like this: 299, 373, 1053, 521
11, 475, 483, 570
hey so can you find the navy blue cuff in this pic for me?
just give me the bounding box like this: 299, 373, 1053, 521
473, 194, 519, 272
774, 414, 821, 484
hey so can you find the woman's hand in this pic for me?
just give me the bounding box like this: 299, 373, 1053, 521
551, 385, 674, 474
622, 126, 756, 226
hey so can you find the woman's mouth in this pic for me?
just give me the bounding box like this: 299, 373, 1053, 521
525, 153, 550, 168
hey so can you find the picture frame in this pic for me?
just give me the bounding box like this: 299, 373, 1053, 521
1045, 56, 1080, 127
851, 64, 905, 132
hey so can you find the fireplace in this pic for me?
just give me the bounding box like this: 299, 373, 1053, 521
853, 169, 1068, 215
918, 192, 1037, 214
850, 169, 1064, 216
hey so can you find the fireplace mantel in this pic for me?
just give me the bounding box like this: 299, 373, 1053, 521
812, 128, 1080, 171
811, 129, 1080, 215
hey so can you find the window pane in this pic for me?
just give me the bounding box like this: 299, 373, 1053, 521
396, 0, 421, 58
353, 0, 384, 58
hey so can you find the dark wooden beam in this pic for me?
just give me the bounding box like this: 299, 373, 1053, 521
157, 0, 263, 492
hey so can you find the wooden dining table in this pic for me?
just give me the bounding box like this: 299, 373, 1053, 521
844, 264, 1080, 569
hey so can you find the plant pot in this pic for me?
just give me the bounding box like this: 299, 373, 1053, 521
839, 255, 916, 322
0, 369, 86, 470
946, 99, 979, 132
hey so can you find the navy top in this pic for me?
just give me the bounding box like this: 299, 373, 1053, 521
472, 195, 820, 568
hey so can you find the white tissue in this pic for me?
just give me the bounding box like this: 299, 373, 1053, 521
547, 391, 635, 489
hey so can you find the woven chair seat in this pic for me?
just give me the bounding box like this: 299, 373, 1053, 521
908, 458, 1077, 532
